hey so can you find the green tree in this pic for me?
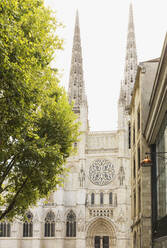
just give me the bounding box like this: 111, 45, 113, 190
0, 0, 79, 220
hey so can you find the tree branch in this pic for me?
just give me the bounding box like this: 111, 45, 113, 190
0, 177, 28, 221
0, 155, 17, 187
0, 183, 12, 194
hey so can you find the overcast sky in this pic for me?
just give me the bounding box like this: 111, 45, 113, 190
45, 0, 167, 131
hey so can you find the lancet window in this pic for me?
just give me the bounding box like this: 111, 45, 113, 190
109, 192, 112, 205
91, 193, 95, 205
0, 222, 10, 237
23, 211, 33, 237
100, 192, 104, 205
66, 210, 76, 237
44, 211, 55, 237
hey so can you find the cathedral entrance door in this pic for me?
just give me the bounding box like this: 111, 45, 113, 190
103, 236, 109, 248
86, 218, 116, 248
94, 236, 109, 248
95, 236, 100, 248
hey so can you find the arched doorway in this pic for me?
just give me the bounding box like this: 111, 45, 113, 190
86, 218, 116, 248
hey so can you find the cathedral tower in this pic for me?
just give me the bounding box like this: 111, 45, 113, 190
119, 3, 137, 109
117, 5, 138, 246
118, 3, 137, 131
68, 10, 88, 116
68, 10, 89, 137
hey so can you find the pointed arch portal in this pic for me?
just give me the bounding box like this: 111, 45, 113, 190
86, 218, 116, 248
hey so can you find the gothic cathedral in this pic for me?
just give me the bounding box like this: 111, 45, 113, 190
0, 4, 137, 248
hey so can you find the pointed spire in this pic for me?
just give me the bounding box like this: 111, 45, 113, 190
68, 10, 87, 114
123, 3, 138, 108
129, 3, 134, 28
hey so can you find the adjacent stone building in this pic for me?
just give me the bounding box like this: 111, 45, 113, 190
0, 5, 138, 248
130, 31, 167, 248
130, 59, 159, 247
144, 33, 167, 248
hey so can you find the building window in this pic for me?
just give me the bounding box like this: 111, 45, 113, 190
66, 210, 76, 237
138, 184, 141, 214
91, 193, 95, 205
0, 222, 10, 237
23, 211, 33, 237
134, 191, 136, 217
133, 159, 136, 179
137, 109, 140, 131
109, 192, 112, 205
138, 146, 140, 170
44, 211, 55, 237
133, 124, 135, 145
156, 113, 167, 219
100, 192, 104, 205
128, 122, 131, 149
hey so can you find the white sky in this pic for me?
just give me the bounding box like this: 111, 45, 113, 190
45, 0, 167, 131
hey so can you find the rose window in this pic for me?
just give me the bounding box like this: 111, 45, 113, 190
89, 159, 115, 185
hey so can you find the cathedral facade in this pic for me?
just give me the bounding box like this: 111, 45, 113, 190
0, 4, 137, 248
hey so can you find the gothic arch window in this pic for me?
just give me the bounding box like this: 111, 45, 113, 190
91, 193, 95, 205
44, 211, 55, 237
23, 211, 33, 237
0, 222, 10, 237
109, 192, 112, 205
100, 192, 104, 205
66, 210, 76, 237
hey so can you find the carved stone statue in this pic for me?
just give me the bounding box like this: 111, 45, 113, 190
118, 166, 125, 186
79, 167, 85, 187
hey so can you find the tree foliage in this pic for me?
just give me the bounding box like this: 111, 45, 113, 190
0, 0, 79, 220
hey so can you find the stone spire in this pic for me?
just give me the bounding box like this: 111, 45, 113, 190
121, 3, 137, 108
68, 10, 87, 114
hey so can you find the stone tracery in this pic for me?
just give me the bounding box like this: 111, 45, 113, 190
89, 159, 115, 185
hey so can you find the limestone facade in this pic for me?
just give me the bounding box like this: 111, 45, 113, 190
144, 34, 167, 248
130, 59, 159, 248
0, 5, 138, 248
